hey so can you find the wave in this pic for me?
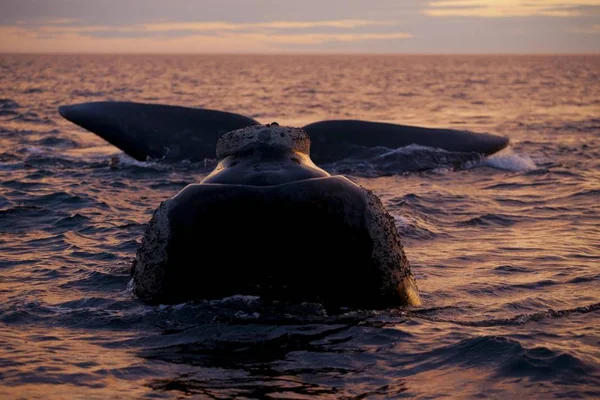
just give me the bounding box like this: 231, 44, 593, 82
32, 136, 79, 148
479, 147, 537, 172
570, 189, 600, 198
411, 302, 600, 327
393, 213, 446, 240
325, 144, 485, 176
0, 98, 20, 116
114, 153, 216, 173
457, 213, 520, 227
415, 335, 597, 384
0, 98, 20, 109
9, 112, 52, 125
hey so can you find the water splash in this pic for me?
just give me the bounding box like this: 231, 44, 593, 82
483, 147, 537, 172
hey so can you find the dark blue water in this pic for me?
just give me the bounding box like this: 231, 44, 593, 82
1, 54, 599, 398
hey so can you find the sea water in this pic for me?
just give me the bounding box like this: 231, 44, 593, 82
1, 54, 599, 398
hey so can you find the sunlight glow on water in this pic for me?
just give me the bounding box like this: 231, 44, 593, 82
0, 54, 599, 399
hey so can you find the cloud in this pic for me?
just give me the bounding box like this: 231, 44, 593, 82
1, 1, 598, 53
571, 24, 600, 33
0, 19, 411, 53
425, 0, 600, 17
33, 19, 396, 34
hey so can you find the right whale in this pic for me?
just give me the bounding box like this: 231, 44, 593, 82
58, 101, 509, 164
132, 124, 421, 308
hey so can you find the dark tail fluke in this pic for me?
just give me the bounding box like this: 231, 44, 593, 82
59, 101, 259, 162
59, 102, 510, 165
303, 120, 509, 164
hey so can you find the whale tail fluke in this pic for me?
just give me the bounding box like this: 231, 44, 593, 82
303, 120, 509, 164
59, 101, 259, 162
59, 101, 509, 164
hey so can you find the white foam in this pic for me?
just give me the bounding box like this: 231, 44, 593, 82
125, 278, 134, 294
113, 153, 217, 170
113, 153, 158, 168
208, 294, 262, 305
375, 144, 449, 159
393, 214, 411, 228
483, 147, 537, 172
24, 146, 44, 154
233, 311, 261, 319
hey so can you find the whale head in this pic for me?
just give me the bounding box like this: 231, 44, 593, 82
202, 124, 329, 186
215, 123, 311, 159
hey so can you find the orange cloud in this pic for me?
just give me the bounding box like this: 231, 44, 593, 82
0, 22, 411, 54
425, 0, 600, 17
23, 19, 396, 34
571, 24, 600, 33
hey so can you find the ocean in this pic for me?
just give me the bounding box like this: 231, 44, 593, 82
1, 54, 599, 398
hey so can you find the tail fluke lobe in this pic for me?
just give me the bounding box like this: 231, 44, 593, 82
303, 120, 509, 164
59, 103, 510, 165
59, 101, 259, 162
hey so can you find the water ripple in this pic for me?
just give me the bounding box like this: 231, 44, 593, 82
0, 54, 598, 399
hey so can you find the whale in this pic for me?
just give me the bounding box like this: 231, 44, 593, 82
58, 101, 509, 165
132, 124, 421, 308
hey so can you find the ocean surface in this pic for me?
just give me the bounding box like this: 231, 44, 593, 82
0, 54, 599, 399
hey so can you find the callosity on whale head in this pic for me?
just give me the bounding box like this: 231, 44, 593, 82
202, 123, 330, 186
131, 124, 421, 308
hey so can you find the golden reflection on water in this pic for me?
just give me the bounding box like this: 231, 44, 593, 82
0, 54, 599, 398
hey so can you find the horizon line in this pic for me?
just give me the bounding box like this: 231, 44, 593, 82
1, 51, 599, 56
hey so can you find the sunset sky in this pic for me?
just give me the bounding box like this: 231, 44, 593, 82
1, 0, 599, 53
